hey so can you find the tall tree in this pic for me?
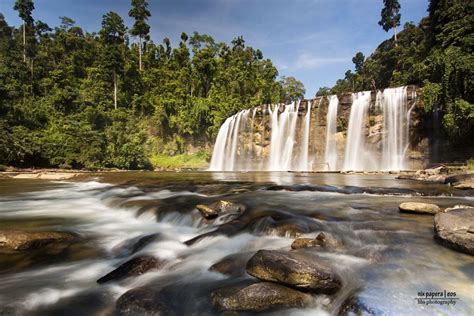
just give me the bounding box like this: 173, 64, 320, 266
100, 12, 127, 110
280, 76, 305, 103
378, 0, 401, 43
13, 0, 34, 62
352, 52, 365, 73
128, 0, 151, 71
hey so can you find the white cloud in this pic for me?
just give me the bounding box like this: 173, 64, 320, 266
294, 53, 349, 69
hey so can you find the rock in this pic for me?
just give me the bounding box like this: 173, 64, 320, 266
444, 205, 474, 212
445, 173, 474, 190
211, 282, 312, 312
399, 202, 441, 214
97, 255, 165, 283
116, 286, 176, 316
291, 238, 321, 250
444, 173, 474, 185
434, 208, 474, 255
111, 233, 161, 257
209, 252, 255, 276
246, 250, 342, 293
196, 200, 245, 220
0, 230, 76, 250
291, 232, 344, 250
252, 217, 313, 238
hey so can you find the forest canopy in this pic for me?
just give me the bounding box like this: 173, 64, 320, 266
0, 0, 304, 169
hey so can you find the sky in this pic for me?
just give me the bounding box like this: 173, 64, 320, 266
0, 0, 429, 98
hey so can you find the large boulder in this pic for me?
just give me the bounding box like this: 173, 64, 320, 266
211, 282, 312, 312
0, 230, 76, 250
116, 286, 176, 316
434, 208, 474, 255
97, 255, 165, 284
399, 202, 441, 214
246, 250, 342, 293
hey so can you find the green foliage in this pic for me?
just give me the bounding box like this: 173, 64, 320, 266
326, 0, 473, 141
442, 99, 474, 138
0, 2, 296, 169
421, 80, 441, 112
150, 150, 210, 170
129, 0, 151, 38
379, 0, 401, 33
280, 76, 305, 102
316, 86, 331, 97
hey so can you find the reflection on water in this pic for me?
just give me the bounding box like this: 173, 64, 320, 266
0, 172, 472, 315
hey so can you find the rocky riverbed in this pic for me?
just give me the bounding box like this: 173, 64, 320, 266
0, 172, 473, 315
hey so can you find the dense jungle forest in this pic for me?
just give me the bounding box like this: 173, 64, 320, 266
0, 0, 472, 170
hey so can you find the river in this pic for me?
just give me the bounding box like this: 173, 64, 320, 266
0, 172, 472, 315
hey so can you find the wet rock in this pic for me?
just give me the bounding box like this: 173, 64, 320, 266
97, 255, 165, 283
209, 252, 255, 276
291, 232, 343, 250
246, 250, 342, 293
399, 202, 441, 214
291, 238, 320, 250
252, 217, 313, 238
111, 233, 161, 257
434, 208, 474, 255
444, 173, 474, 185
116, 286, 176, 316
0, 230, 76, 250
211, 282, 312, 312
196, 200, 245, 220
444, 205, 474, 212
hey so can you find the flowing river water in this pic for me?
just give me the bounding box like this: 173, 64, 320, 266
0, 172, 473, 315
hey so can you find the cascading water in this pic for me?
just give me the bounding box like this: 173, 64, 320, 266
324, 95, 339, 171
381, 86, 413, 171
209, 117, 232, 171
298, 101, 312, 171
343, 91, 373, 171
209, 86, 415, 172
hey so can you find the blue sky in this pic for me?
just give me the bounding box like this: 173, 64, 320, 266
1, 0, 429, 98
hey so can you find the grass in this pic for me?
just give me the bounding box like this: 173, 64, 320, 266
149, 150, 210, 170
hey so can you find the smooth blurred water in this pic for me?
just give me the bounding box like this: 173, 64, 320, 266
0, 172, 472, 315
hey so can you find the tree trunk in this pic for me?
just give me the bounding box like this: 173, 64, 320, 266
394, 25, 398, 46
114, 71, 117, 110
23, 24, 26, 62
139, 36, 143, 71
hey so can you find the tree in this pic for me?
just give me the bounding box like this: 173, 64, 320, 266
352, 52, 365, 73
280, 76, 305, 102
99, 12, 127, 110
129, 0, 151, 71
13, 0, 35, 62
378, 0, 401, 43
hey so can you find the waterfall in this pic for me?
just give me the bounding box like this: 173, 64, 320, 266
298, 101, 312, 171
268, 102, 300, 171
381, 86, 413, 170
324, 95, 339, 171
209, 85, 414, 172
343, 91, 372, 171
209, 117, 233, 171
